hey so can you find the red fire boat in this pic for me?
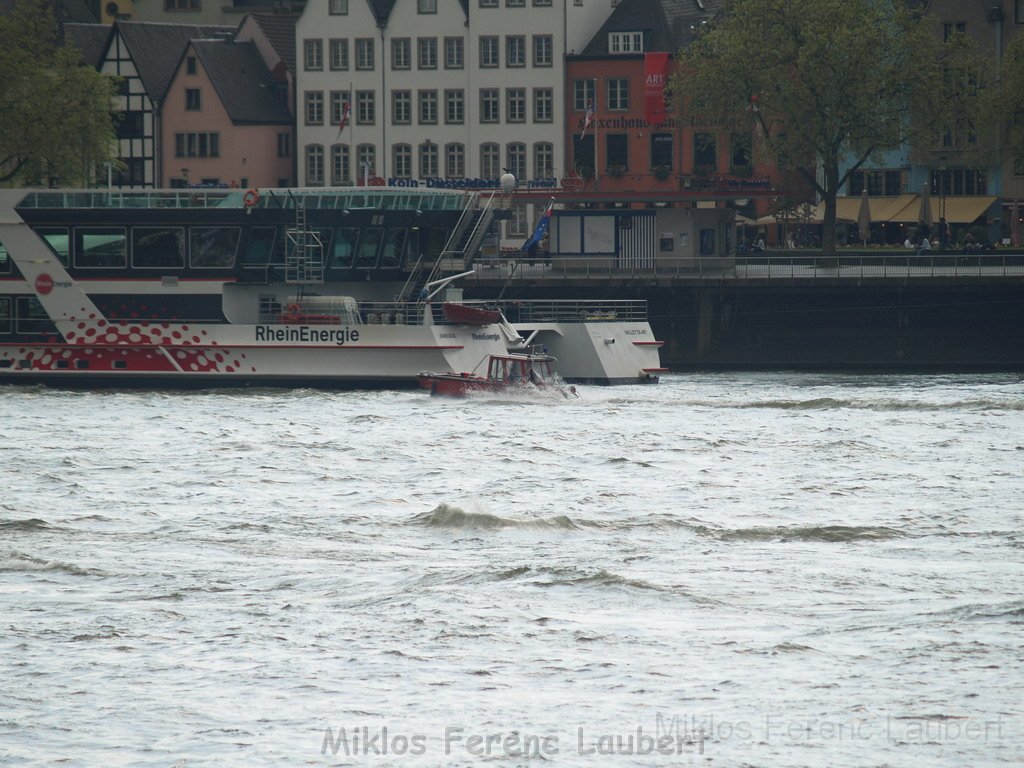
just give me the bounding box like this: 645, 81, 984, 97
418, 352, 576, 397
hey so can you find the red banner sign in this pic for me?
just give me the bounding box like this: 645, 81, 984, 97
644, 52, 670, 126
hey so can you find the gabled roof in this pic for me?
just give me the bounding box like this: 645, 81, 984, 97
111, 21, 234, 104
579, 0, 720, 57
190, 39, 293, 124
246, 9, 300, 74
63, 22, 110, 68
366, 0, 398, 26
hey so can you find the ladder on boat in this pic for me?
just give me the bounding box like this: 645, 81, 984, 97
285, 200, 324, 284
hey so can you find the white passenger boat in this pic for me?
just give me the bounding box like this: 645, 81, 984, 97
0, 187, 662, 387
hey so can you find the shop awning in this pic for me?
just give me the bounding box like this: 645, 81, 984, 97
755, 194, 997, 226
888, 195, 997, 225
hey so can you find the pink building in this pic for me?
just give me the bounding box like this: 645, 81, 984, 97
163, 38, 294, 189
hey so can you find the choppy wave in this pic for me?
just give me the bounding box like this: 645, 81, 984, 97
409, 503, 595, 531
0, 518, 56, 533
694, 524, 904, 543
0, 551, 105, 576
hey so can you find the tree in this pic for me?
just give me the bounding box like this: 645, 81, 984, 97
673, 0, 970, 254
0, 0, 119, 186
978, 33, 1024, 171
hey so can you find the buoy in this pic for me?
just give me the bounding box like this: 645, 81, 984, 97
243, 188, 260, 208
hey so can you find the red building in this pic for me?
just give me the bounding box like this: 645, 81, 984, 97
564, 0, 782, 219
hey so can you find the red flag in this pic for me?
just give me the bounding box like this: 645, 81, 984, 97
580, 100, 594, 140
644, 53, 670, 126
336, 101, 351, 139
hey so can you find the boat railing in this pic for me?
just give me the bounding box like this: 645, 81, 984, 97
454, 298, 649, 323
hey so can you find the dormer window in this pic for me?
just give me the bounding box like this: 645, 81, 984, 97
608, 31, 643, 53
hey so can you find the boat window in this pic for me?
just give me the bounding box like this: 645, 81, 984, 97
190, 227, 240, 268
242, 227, 277, 266
404, 228, 421, 268
15, 296, 57, 335
75, 228, 127, 268
132, 227, 186, 269
424, 227, 450, 261
0, 297, 10, 333
33, 228, 70, 266
379, 228, 407, 268
0, 243, 8, 273
330, 227, 360, 269
356, 227, 383, 268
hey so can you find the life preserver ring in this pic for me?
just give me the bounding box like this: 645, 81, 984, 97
243, 188, 260, 208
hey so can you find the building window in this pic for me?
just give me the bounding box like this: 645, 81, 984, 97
533, 88, 552, 122
730, 132, 752, 171
165, 0, 200, 8
608, 31, 643, 53
330, 91, 350, 125
356, 38, 374, 70
306, 145, 324, 185
480, 0, 497, 6
507, 142, 526, 180
533, 0, 552, 6
331, 144, 350, 184
942, 22, 966, 41
607, 78, 628, 110
305, 91, 324, 125
357, 145, 376, 179
693, 132, 716, 170
174, 132, 220, 158
329, 0, 348, 13
1016, 0, 1024, 24
393, 144, 412, 177
573, 79, 595, 110
445, 143, 465, 178
330, 39, 349, 70
356, 90, 375, 124
418, 90, 438, 124
507, 88, 526, 122
506, 35, 525, 67
186, 55, 197, 75
419, 142, 438, 177
606, 133, 628, 170
930, 168, 987, 196
278, 132, 291, 158
480, 36, 499, 67
848, 170, 903, 196
533, 35, 553, 67
304, 39, 323, 70
185, 88, 201, 110
392, 38, 411, 69
1014, 157, 1024, 176
445, 90, 464, 124
444, 37, 464, 69
480, 88, 499, 123
418, 0, 436, 11
481, 142, 500, 178
418, 38, 437, 69
393, 90, 412, 124
534, 142, 553, 178
507, 0, 525, 6
509, 204, 527, 237
651, 132, 672, 169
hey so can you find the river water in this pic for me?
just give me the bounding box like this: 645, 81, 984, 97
1, 373, 1022, 767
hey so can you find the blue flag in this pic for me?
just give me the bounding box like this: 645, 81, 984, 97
521, 201, 554, 253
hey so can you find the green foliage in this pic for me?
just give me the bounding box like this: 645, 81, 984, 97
672, 0, 968, 253
978, 34, 1024, 167
0, 0, 119, 186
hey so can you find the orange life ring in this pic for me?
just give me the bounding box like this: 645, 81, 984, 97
243, 188, 260, 208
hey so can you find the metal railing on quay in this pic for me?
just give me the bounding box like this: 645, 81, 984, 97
468, 253, 1024, 281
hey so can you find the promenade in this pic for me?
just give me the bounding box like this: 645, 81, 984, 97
468, 250, 1024, 285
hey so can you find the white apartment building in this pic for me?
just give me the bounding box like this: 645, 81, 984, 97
295, 0, 611, 245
